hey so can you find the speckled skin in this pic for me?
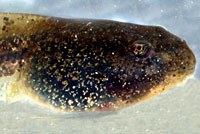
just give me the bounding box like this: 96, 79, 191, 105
0, 13, 196, 112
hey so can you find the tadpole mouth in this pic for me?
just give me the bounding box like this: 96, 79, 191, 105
179, 41, 196, 73
165, 40, 196, 81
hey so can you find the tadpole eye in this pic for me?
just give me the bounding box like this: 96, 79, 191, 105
132, 41, 151, 59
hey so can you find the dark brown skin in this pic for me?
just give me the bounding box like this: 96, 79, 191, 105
0, 13, 196, 112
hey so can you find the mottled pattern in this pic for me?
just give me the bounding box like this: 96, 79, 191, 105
0, 13, 196, 112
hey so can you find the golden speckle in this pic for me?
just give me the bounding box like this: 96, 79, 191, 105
68, 99, 73, 105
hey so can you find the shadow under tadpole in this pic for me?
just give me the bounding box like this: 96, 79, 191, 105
30, 110, 118, 120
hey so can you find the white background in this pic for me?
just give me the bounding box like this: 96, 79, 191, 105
0, 0, 199, 134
